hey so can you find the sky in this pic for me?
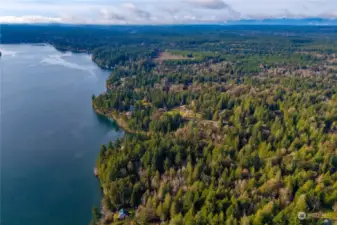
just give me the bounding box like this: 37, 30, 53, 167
0, 0, 337, 24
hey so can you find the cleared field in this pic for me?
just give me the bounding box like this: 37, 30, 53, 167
167, 106, 203, 120
155, 52, 192, 62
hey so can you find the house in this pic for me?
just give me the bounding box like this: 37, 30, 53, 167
125, 106, 134, 117
118, 209, 127, 220
157, 108, 167, 113
93, 168, 98, 177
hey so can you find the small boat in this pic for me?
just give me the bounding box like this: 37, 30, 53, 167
94, 168, 98, 176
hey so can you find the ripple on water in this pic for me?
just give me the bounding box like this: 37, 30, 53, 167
40, 52, 97, 77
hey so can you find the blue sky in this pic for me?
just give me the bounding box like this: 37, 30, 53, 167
0, 0, 336, 24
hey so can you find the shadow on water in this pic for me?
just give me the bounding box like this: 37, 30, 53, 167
93, 109, 121, 132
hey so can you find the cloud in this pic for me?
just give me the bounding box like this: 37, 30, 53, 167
122, 3, 152, 20
97, 3, 153, 23
186, 0, 229, 9
99, 9, 127, 21
319, 10, 337, 18
0, 15, 62, 23
0, 0, 336, 24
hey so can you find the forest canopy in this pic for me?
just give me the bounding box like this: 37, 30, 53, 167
89, 25, 337, 225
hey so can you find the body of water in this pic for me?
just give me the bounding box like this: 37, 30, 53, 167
0, 44, 123, 225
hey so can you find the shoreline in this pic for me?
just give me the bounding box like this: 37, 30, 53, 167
48, 44, 146, 222
93, 106, 148, 136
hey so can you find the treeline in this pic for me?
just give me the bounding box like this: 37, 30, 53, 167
3, 24, 336, 71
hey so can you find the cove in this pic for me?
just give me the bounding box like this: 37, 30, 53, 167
0, 44, 123, 225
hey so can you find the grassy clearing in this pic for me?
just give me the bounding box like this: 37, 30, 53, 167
167, 106, 203, 120
154, 52, 192, 63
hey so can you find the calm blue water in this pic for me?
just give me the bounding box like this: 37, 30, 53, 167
0, 44, 123, 225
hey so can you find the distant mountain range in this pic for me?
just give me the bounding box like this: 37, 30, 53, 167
226, 18, 337, 26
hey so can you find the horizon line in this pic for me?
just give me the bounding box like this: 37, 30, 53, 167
1, 17, 337, 26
